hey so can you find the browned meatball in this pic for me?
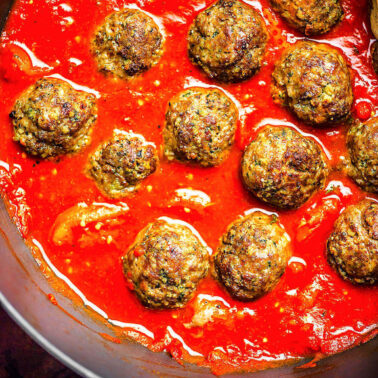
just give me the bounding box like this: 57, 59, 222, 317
188, 0, 268, 82
327, 200, 378, 285
164, 87, 238, 167
10, 78, 97, 158
347, 117, 378, 193
122, 218, 210, 308
213, 212, 292, 301
92, 9, 163, 79
241, 126, 329, 209
271, 41, 353, 126
269, 0, 343, 36
372, 41, 378, 75
88, 130, 158, 197
371, 0, 378, 40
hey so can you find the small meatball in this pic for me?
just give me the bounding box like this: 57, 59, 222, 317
242, 126, 328, 209
92, 9, 163, 79
88, 130, 158, 197
269, 0, 343, 36
271, 41, 353, 126
10, 78, 97, 158
371, 0, 378, 39
214, 212, 292, 301
122, 218, 210, 308
327, 200, 378, 285
164, 87, 238, 167
347, 117, 378, 193
188, 0, 268, 82
372, 41, 378, 75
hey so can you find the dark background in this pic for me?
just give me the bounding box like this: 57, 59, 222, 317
0, 306, 79, 378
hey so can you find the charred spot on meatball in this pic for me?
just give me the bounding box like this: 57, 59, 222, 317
10, 78, 97, 158
327, 200, 378, 285
188, 0, 268, 83
347, 117, 378, 193
269, 0, 343, 36
92, 9, 163, 79
88, 130, 158, 197
271, 41, 353, 126
122, 218, 210, 308
213, 212, 292, 301
164, 87, 238, 167
241, 126, 329, 209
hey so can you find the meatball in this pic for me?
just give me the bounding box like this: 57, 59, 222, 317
213, 212, 292, 301
372, 41, 378, 75
242, 126, 328, 209
269, 0, 343, 36
188, 0, 268, 83
347, 117, 378, 193
271, 41, 353, 126
327, 200, 378, 285
371, 0, 378, 40
122, 218, 210, 308
10, 78, 97, 158
164, 87, 238, 166
92, 9, 163, 79
88, 130, 158, 197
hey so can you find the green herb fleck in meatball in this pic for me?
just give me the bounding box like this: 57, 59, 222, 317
164, 87, 238, 166
88, 130, 158, 197
271, 41, 353, 126
347, 116, 378, 193
327, 200, 378, 285
92, 9, 163, 79
122, 218, 210, 308
214, 211, 292, 301
269, 0, 343, 35
242, 126, 329, 209
188, 0, 268, 82
10, 78, 97, 158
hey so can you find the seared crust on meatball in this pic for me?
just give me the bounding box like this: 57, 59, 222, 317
242, 126, 329, 209
92, 9, 163, 79
164, 87, 238, 166
188, 0, 268, 82
88, 130, 158, 197
327, 200, 378, 285
269, 0, 343, 36
347, 117, 378, 193
271, 41, 353, 125
122, 218, 210, 308
213, 212, 292, 301
10, 78, 97, 158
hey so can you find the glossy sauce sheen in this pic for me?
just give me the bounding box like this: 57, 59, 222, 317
0, 0, 377, 374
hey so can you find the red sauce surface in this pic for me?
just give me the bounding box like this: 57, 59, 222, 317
0, 0, 377, 375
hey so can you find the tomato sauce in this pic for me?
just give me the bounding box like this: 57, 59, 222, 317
0, 0, 377, 375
